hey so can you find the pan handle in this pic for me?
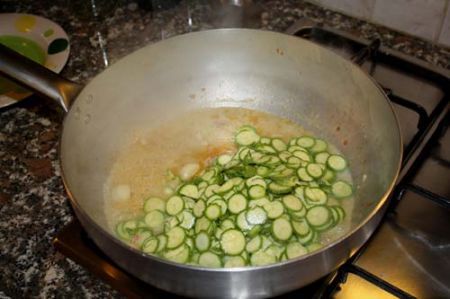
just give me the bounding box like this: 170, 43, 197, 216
0, 44, 82, 112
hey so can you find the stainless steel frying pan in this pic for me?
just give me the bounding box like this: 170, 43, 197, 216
0, 29, 402, 298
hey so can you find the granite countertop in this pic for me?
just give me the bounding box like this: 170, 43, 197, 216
0, 0, 449, 297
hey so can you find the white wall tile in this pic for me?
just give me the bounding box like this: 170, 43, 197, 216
372, 0, 447, 41
438, 2, 450, 46
310, 0, 376, 19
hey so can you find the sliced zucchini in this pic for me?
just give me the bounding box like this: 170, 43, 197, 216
142, 237, 159, 254
179, 211, 195, 229
224, 255, 246, 267
306, 163, 324, 178
330, 206, 340, 224
228, 194, 248, 214
248, 185, 266, 199
263, 201, 285, 219
282, 195, 303, 211
246, 176, 267, 188
212, 199, 228, 215
294, 186, 305, 199
235, 129, 260, 146
330, 205, 346, 223
288, 145, 307, 153
327, 154, 348, 171
179, 184, 199, 199
267, 156, 281, 166
183, 197, 196, 210
164, 244, 190, 263
256, 166, 270, 177
278, 151, 292, 162
199, 251, 222, 268
331, 181, 353, 198
260, 137, 271, 145
166, 196, 184, 216
306, 206, 331, 228
237, 210, 252, 231
217, 154, 232, 166
246, 207, 268, 225
310, 139, 328, 153
249, 197, 271, 209
265, 245, 284, 260
238, 147, 251, 161
195, 231, 210, 252
268, 182, 292, 194
204, 184, 220, 198
246, 235, 262, 253
292, 150, 311, 162
335, 205, 346, 220
297, 136, 315, 148
132, 229, 153, 248
286, 156, 302, 168
229, 177, 244, 186
286, 242, 308, 259
166, 227, 186, 249
306, 242, 323, 252
321, 169, 336, 184
221, 218, 236, 230
216, 180, 235, 194
304, 187, 328, 205
314, 152, 330, 164
314, 217, 335, 232
143, 197, 166, 213
250, 250, 277, 266
195, 216, 212, 234
205, 204, 222, 220
297, 167, 313, 182
164, 216, 180, 233
272, 138, 287, 152
221, 229, 246, 255
116, 222, 132, 241
271, 218, 293, 241
117, 124, 356, 268
292, 219, 311, 236
298, 229, 316, 245
223, 190, 236, 201
202, 169, 217, 183
144, 210, 165, 235
156, 234, 167, 252
193, 199, 206, 217
258, 145, 277, 154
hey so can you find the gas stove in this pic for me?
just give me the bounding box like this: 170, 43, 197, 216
54, 20, 450, 298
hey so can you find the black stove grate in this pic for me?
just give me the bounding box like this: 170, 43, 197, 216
318, 112, 449, 299
291, 22, 449, 299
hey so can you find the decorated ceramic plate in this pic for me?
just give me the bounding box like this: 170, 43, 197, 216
0, 13, 70, 108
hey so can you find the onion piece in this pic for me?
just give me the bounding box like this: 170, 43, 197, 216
179, 163, 200, 181
112, 184, 131, 201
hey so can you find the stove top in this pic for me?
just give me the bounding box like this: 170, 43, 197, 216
54, 19, 450, 298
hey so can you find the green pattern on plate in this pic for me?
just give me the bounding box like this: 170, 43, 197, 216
0, 35, 45, 63
43, 28, 54, 37
0, 35, 46, 94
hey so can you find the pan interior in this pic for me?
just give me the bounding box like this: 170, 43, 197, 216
104, 107, 356, 248
60, 29, 401, 240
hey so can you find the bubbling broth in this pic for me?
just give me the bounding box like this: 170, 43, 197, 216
104, 107, 354, 257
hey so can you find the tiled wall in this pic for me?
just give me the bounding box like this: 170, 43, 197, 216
308, 0, 450, 47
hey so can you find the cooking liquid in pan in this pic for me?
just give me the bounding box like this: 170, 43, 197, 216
104, 107, 354, 247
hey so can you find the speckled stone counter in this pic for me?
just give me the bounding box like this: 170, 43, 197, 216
0, 0, 449, 298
